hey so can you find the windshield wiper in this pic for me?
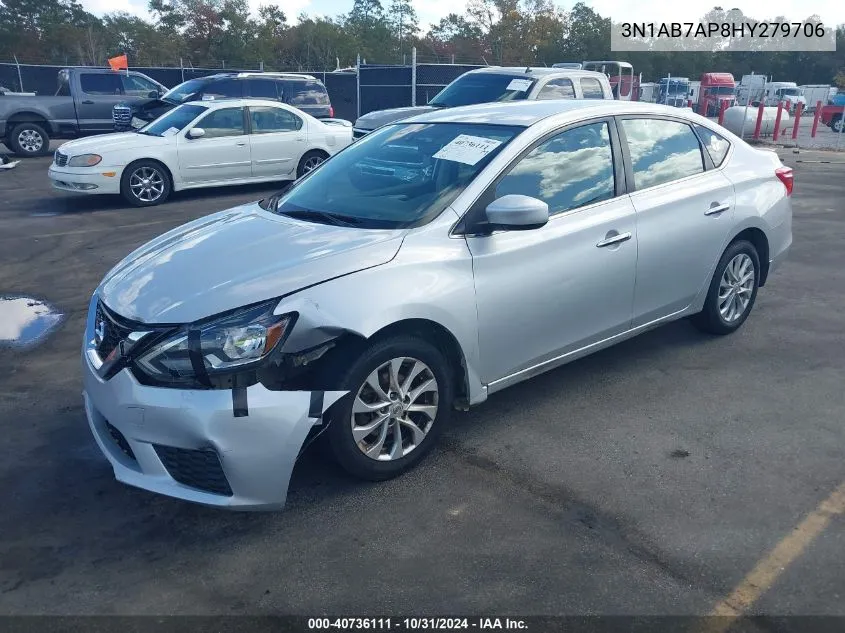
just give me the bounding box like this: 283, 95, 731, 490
281, 208, 364, 227
428, 102, 450, 108
135, 129, 156, 136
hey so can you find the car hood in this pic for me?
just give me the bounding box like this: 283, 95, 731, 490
98, 201, 405, 324
355, 105, 438, 130
59, 132, 170, 154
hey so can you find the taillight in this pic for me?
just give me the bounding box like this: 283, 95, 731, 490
775, 166, 793, 196
328, 105, 334, 118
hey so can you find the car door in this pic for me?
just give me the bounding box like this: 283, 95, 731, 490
617, 116, 737, 326
176, 106, 252, 184
246, 105, 306, 179
76, 73, 126, 133
464, 119, 638, 385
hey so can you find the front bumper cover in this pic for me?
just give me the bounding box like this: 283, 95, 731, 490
82, 294, 347, 510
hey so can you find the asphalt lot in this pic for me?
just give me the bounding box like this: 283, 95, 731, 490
0, 146, 844, 619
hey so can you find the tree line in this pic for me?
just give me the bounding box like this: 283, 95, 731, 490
1, 0, 843, 87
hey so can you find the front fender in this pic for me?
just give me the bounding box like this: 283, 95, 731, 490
276, 209, 486, 405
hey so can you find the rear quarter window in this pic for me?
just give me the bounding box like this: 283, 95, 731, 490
286, 80, 330, 106
694, 124, 730, 167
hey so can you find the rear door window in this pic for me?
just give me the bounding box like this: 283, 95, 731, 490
80, 73, 123, 95
580, 77, 605, 99
621, 118, 704, 189
246, 79, 280, 100
537, 78, 576, 100
249, 106, 303, 133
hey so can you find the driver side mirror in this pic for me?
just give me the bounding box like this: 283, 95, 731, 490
148, 90, 161, 99
186, 127, 205, 139
485, 195, 549, 231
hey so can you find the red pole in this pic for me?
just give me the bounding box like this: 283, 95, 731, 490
753, 102, 765, 139
718, 100, 729, 125
811, 101, 823, 137
773, 102, 784, 141
791, 102, 804, 140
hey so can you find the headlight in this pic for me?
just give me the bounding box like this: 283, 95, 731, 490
68, 154, 102, 167
135, 301, 294, 385
131, 117, 146, 129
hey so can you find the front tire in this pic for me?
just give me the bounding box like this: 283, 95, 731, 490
120, 160, 171, 207
831, 116, 843, 133
9, 122, 50, 157
692, 240, 760, 335
323, 335, 453, 481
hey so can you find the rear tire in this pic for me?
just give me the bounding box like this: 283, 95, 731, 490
296, 150, 328, 178
831, 116, 843, 133
322, 335, 453, 481
120, 159, 171, 207
9, 122, 50, 157
691, 240, 760, 335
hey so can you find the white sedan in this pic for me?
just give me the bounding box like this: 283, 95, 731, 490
48, 99, 353, 207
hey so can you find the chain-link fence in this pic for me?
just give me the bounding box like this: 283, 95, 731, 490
0, 49, 489, 124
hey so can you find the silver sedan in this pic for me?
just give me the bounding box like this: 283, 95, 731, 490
82, 99, 792, 509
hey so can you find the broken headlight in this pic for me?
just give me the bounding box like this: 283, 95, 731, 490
135, 300, 295, 385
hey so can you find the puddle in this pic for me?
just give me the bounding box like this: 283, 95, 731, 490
0, 296, 63, 347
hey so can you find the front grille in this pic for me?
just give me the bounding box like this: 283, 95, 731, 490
94, 301, 134, 361
154, 445, 233, 496
105, 421, 136, 460
54, 151, 68, 167
113, 105, 132, 124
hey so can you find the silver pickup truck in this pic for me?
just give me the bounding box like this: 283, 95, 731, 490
0, 68, 166, 157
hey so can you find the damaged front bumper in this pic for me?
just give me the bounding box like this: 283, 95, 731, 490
81, 297, 347, 510
83, 359, 346, 510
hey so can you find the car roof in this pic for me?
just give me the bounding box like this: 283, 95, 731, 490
405, 99, 707, 128
184, 98, 292, 109
190, 72, 320, 83
467, 66, 609, 80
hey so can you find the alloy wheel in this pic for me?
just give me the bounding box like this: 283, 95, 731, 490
302, 155, 324, 173
129, 167, 165, 203
350, 357, 439, 461
18, 129, 43, 153
718, 253, 755, 323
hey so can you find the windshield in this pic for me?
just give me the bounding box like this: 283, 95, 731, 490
706, 86, 735, 95
663, 83, 689, 95
429, 74, 536, 107
139, 104, 207, 136
268, 122, 523, 229
777, 88, 801, 96
161, 78, 208, 104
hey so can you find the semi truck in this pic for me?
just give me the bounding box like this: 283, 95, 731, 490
799, 85, 834, 112
698, 72, 736, 117
657, 77, 691, 107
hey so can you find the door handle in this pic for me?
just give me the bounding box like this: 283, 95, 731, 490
596, 231, 632, 248
295, 137, 305, 142
705, 202, 730, 216
236, 141, 246, 146
81, 100, 94, 104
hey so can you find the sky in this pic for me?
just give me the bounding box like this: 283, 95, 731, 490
79, 0, 840, 34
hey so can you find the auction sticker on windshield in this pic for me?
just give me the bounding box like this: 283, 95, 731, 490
506, 78, 533, 92
433, 135, 503, 165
